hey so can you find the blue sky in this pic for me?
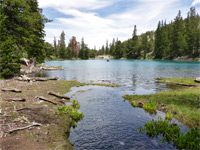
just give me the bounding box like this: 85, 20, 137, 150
38, 0, 200, 49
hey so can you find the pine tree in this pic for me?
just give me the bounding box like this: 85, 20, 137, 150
53, 37, 57, 57
126, 25, 139, 59
59, 31, 66, 58
185, 7, 200, 57
105, 40, 109, 55
171, 10, 187, 58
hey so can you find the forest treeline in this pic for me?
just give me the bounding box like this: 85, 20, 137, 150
48, 7, 200, 61
0, 1, 199, 78
98, 7, 200, 60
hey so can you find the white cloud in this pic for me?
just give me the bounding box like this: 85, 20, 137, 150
38, 0, 192, 48
192, 0, 200, 6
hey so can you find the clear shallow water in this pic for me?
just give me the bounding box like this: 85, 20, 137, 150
43, 60, 200, 150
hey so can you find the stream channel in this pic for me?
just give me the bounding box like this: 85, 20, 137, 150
43, 60, 200, 150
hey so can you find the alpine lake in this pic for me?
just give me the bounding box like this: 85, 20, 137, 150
43, 59, 200, 150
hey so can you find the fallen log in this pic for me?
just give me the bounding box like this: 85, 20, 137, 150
34, 77, 59, 81
16, 107, 30, 111
4, 98, 26, 102
1, 88, 22, 93
48, 91, 70, 100
6, 122, 41, 134
194, 77, 200, 83
36, 96, 65, 105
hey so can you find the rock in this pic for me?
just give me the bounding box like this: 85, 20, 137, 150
194, 77, 200, 83
138, 102, 144, 107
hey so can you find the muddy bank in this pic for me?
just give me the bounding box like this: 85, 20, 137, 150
0, 78, 83, 150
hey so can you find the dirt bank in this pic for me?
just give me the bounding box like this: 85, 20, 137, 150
0, 78, 82, 150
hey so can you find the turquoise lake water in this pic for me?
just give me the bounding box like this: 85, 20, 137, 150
44, 60, 200, 150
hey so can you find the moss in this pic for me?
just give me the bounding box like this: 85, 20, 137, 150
123, 87, 200, 129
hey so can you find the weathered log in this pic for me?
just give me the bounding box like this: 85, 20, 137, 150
194, 77, 200, 83
36, 96, 65, 105
48, 91, 70, 100
1, 88, 22, 93
20, 58, 30, 66
6, 122, 41, 134
16, 107, 30, 111
20, 75, 31, 81
4, 98, 26, 102
34, 77, 59, 81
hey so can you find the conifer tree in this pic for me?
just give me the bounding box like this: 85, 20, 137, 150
59, 31, 66, 58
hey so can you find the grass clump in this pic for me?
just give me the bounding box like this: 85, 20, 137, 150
143, 101, 157, 112
165, 112, 173, 120
138, 117, 200, 150
57, 102, 84, 128
72, 100, 80, 109
131, 102, 138, 107
159, 78, 200, 86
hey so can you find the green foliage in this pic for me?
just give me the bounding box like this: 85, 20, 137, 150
139, 117, 200, 149
56, 103, 84, 128
72, 100, 80, 109
131, 102, 138, 107
143, 101, 157, 112
165, 112, 173, 120
0, 0, 49, 78
57, 105, 71, 115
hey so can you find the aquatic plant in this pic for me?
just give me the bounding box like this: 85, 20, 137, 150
138, 117, 200, 149
57, 105, 84, 128
143, 101, 157, 112
72, 100, 80, 109
131, 102, 138, 107
165, 112, 173, 120
70, 108, 84, 128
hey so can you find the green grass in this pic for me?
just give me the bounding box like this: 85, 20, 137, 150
143, 101, 157, 112
123, 88, 200, 129
165, 112, 173, 120
159, 78, 200, 86
131, 102, 138, 107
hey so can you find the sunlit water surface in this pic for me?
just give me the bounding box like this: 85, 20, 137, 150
44, 60, 200, 150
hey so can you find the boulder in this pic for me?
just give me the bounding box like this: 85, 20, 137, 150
194, 77, 200, 83
138, 101, 144, 107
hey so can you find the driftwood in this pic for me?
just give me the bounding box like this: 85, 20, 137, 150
4, 98, 26, 102
34, 77, 59, 81
16, 107, 30, 111
6, 122, 41, 134
20, 58, 30, 66
18, 75, 58, 82
48, 91, 70, 100
1, 88, 22, 93
36, 96, 65, 105
194, 77, 200, 83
